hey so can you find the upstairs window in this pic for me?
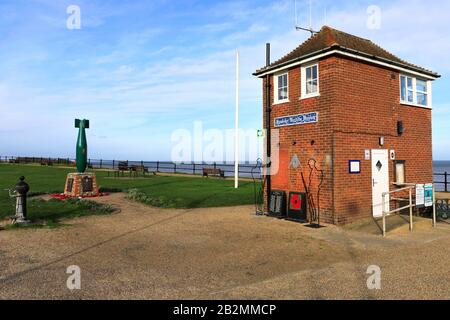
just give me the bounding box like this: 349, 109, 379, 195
400, 75, 430, 107
274, 73, 289, 103
301, 63, 319, 99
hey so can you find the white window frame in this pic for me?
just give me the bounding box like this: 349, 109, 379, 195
400, 74, 432, 108
274, 72, 289, 104
301, 62, 320, 99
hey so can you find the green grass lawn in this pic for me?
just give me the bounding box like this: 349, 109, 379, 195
0, 164, 255, 224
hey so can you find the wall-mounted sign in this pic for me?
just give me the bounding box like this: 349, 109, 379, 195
390, 150, 396, 160
416, 184, 425, 207
424, 184, 433, 207
256, 129, 265, 138
274, 112, 318, 128
349, 160, 361, 174
365, 150, 370, 160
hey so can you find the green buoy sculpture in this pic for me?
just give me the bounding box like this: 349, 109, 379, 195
63, 118, 99, 197
75, 119, 89, 173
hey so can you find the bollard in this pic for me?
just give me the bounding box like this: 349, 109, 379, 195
10, 176, 30, 224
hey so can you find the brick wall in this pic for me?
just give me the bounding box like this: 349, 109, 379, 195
261, 54, 433, 225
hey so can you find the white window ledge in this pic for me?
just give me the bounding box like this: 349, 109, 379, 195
400, 102, 432, 109
300, 93, 320, 100
273, 99, 290, 105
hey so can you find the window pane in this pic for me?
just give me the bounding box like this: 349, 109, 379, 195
277, 74, 288, 101
400, 76, 406, 101
407, 77, 413, 90
407, 90, 414, 103
306, 67, 312, 81
306, 80, 317, 94
312, 65, 318, 79
278, 87, 287, 100
306, 81, 310, 94
417, 93, 428, 106
395, 162, 405, 184
416, 79, 427, 93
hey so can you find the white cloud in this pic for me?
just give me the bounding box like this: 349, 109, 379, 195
0, 0, 449, 159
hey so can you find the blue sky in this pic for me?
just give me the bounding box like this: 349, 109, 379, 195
0, 0, 449, 160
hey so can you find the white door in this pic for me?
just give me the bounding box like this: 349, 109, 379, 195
371, 149, 389, 217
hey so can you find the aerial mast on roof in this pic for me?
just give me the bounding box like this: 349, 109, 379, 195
294, 0, 319, 36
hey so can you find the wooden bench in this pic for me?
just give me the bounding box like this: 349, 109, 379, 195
112, 161, 129, 177
202, 168, 225, 178
130, 165, 146, 177
40, 160, 53, 166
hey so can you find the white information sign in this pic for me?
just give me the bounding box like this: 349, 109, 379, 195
416, 184, 425, 207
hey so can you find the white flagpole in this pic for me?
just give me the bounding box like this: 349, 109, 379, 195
234, 50, 240, 189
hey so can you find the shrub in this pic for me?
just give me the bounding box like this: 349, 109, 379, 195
126, 188, 177, 208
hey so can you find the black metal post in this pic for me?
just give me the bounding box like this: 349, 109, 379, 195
445, 172, 448, 192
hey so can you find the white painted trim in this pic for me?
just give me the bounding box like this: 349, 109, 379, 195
257, 49, 438, 80
339, 51, 437, 80
299, 93, 320, 100
273, 100, 291, 105
400, 102, 432, 110
301, 62, 319, 99
258, 50, 335, 77
273, 72, 289, 104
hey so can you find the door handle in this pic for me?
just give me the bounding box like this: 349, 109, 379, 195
373, 179, 378, 187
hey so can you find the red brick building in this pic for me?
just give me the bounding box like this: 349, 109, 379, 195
253, 26, 440, 225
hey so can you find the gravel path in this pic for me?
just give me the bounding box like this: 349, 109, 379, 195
0, 193, 449, 299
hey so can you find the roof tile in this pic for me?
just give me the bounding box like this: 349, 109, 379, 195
255, 26, 439, 77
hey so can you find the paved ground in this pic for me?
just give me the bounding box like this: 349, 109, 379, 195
0, 193, 449, 300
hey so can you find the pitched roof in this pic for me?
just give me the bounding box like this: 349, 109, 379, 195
254, 26, 439, 78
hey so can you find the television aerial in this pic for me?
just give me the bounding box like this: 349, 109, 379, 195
294, 0, 320, 36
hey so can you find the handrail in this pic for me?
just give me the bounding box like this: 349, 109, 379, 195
381, 184, 437, 237
382, 185, 415, 237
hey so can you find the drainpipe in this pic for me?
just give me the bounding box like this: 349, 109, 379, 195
265, 43, 272, 212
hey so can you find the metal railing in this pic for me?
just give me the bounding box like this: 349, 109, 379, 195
381, 184, 437, 237
434, 172, 449, 192
0, 156, 262, 179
